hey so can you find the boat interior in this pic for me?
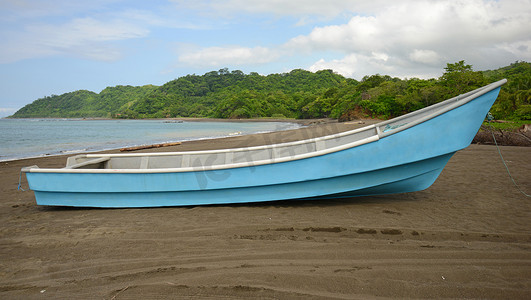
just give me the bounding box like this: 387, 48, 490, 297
65, 124, 379, 170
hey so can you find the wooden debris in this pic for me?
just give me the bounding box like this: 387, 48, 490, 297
120, 142, 181, 152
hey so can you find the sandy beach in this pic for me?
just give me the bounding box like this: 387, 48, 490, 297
1, 121, 530, 299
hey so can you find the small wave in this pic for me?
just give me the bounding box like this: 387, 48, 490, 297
60, 149, 88, 154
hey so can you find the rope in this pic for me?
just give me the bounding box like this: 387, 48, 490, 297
18, 171, 29, 192
487, 116, 530, 197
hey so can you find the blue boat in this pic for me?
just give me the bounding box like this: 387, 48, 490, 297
21, 79, 507, 208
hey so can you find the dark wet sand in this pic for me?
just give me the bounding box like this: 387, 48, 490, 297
1, 121, 530, 299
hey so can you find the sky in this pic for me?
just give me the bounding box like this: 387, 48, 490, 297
1, 0, 530, 117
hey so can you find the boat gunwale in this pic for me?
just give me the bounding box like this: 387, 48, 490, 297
23, 79, 507, 174
25, 135, 380, 174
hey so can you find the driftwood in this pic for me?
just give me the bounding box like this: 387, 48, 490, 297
120, 142, 182, 152
472, 125, 531, 147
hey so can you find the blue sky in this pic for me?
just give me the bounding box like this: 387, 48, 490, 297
1, 0, 530, 117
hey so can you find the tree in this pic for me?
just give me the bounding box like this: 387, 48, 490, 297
440, 60, 486, 95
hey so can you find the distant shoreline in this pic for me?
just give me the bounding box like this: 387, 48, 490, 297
3, 116, 335, 125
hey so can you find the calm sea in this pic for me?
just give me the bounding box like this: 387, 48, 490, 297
0, 119, 301, 161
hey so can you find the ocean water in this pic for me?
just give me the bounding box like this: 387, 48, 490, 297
0, 119, 301, 161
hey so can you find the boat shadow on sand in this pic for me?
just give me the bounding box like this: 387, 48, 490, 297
34, 192, 424, 211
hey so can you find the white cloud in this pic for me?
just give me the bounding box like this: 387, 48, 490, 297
309, 55, 359, 77
0, 16, 149, 63
35, 17, 148, 46
0, 1, 168, 64
308, 53, 399, 78
289, 0, 531, 78
178, 46, 281, 67
409, 49, 441, 65
496, 40, 531, 58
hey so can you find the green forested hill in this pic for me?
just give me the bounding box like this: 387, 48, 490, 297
123, 68, 345, 119
10, 62, 531, 120
12, 85, 157, 118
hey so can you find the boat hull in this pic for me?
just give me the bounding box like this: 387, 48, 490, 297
24, 84, 503, 207
31, 153, 453, 207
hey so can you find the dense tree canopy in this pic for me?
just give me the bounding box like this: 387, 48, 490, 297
10, 62, 531, 120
